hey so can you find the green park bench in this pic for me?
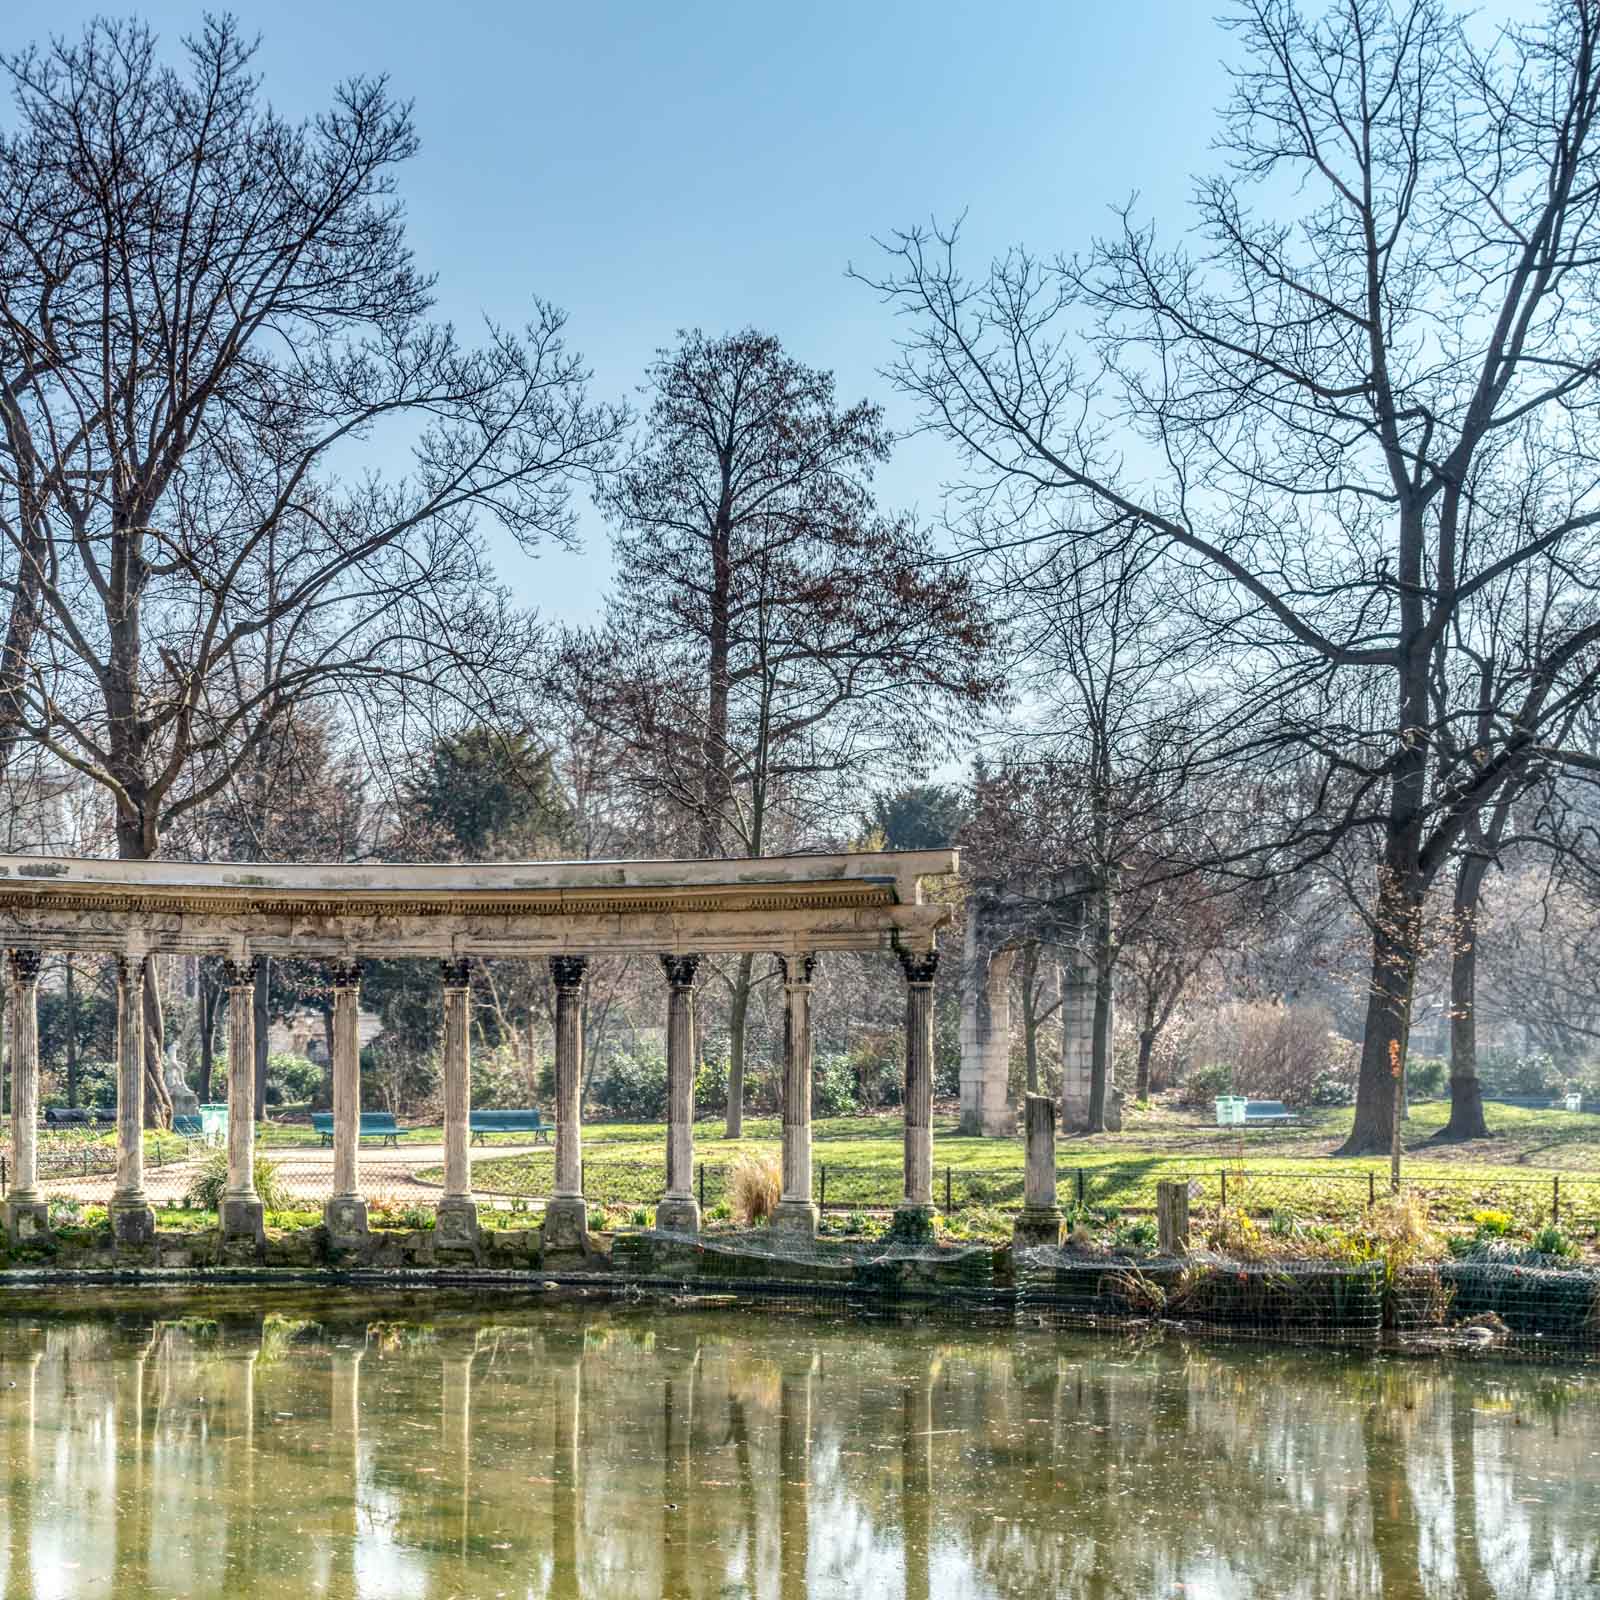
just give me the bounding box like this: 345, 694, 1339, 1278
309, 1111, 403, 1147
1241, 1099, 1299, 1125
469, 1109, 550, 1145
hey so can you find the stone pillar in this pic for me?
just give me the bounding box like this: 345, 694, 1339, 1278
1013, 1093, 1064, 1248
324, 959, 367, 1246
902, 1366, 933, 1600
437, 958, 479, 1248
439, 1331, 476, 1558
111, 953, 156, 1246
221, 956, 265, 1252
772, 953, 819, 1236
543, 954, 589, 1255
958, 920, 1016, 1136
893, 945, 940, 1247
1061, 956, 1120, 1133
657, 953, 701, 1234
4, 949, 48, 1242
328, 1340, 363, 1584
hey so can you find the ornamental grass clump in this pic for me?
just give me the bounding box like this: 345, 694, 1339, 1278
728, 1151, 781, 1225
184, 1149, 289, 1211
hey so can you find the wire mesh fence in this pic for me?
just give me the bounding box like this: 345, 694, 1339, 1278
2, 1133, 1597, 1244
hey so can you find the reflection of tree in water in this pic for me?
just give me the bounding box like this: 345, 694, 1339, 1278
0, 1309, 1597, 1598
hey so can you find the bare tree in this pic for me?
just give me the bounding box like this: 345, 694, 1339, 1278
0, 19, 622, 1117
563, 328, 1001, 1135
861, 0, 1600, 1153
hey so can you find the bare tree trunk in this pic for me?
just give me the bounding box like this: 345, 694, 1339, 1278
142, 955, 173, 1129
724, 953, 753, 1137
253, 958, 270, 1120
198, 973, 221, 1104
1340, 856, 1424, 1157
1135, 1028, 1155, 1101
1086, 889, 1114, 1133
1436, 854, 1492, 1142
64, 955, 78, 1109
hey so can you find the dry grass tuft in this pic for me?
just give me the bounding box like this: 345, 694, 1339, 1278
728, 1151, 782, 1225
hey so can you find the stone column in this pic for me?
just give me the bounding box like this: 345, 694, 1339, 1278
1061, 955, 1120, 1132
543, 954, 589, 1254
772, 953, 818, 1236
437, 958, 479, 1247
111, 953, 156, 1246
657, 953, 701, 1234
958, 919, 1016, 1136
893, 946, 940, 1246
328, 1340, 363, 1587
4, 949, 48, 1241
221, 956, 265, 1251
325, 959, 367, 1246
902, 1366, 933, 1600
1013, 1093, 1064, 1248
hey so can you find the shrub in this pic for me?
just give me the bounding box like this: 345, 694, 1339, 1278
812, 1054, 857, 1118
184, 1150, 290, 1211
589, 1047, 669, 1120
265, 1052, 322, 1107
1178, 1062, 1234, 1110
1112, 1218, 1159, 1254
1405, 1055, 1448, 1099
728, 1151, 781, 1226
1183, 1002, 1357, 1109
693, 1055, 728, 1118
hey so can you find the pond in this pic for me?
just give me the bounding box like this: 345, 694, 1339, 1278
0, 1289, 1594, 1598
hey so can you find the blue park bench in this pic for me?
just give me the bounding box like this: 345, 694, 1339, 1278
309, 1111, 403, 1147
469, 1109, 550, 1145
1242, 1099, 1299, 1125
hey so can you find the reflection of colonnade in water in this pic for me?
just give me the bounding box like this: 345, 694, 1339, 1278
0, 1315, 1597, 1597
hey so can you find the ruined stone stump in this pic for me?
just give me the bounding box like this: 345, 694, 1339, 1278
323, 1195, 369, 1256
1013, 1093, 1064, 1249
770, 1199, 818, 1238
1156, 1180, 1191, 1256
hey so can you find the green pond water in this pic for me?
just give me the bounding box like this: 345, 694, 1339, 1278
0, 1290, 1594, 1599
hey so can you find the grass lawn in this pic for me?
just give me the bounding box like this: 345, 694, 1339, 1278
446, 1099, 1600, 1232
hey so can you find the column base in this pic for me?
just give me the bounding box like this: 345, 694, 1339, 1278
219, 1194, 266, 1261
654, 1195, 701, 1235
1012, 1207, 1064, 1250
770, 1198, 818, 1238
110, 1197, 157, 1248
435, 1197, 480, 1252
323, 1194, 369, 1249
541, 1196, 590, 1257
886, 1204, 937, 1250
3, 1197, 49, 1245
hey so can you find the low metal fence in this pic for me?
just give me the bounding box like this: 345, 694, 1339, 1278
2, 1136, 1595, 1239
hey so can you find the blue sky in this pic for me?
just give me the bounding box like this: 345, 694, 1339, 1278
9, 1, 1237, 620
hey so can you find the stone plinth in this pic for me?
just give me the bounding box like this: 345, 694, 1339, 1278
655, 1196, 702, 1234
770, 1199, 819, 1237
1014, 1093, 1063, 1249
219, 1194, 265, 1261
541, 1196, 590, 1258
111, 1200, 156, 1248
3, 1199, 49, 1244
324, 1194, 369, 1249
435, 1196, 480, 1255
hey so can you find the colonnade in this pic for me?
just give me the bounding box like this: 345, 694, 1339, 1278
2, 940, 944, 1250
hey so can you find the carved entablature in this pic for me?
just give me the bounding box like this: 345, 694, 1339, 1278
0, 850, 960, 960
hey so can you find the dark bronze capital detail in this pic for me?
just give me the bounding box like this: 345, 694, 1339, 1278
549, 954, 588, 993
439, 957, 471, 990
896, 946, 939, 987
223, 956, 263, 989
7, 948, 42, 986
776, 952, 816, 986
114, 954, 142, 988
659, 952, 701, 990
330, 958, 363, 990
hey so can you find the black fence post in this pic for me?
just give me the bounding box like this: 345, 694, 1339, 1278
1, 1153, 6, 1196
1368, 1170, 1376, 1208
697, 1162, 705, 1210
819, 1163, 827, 1213
1220, 1169, 1228, 1209
1553, 1173, 1561, 1226
1075, 1168, 1086, 1208
945, 1166, 953, 1213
